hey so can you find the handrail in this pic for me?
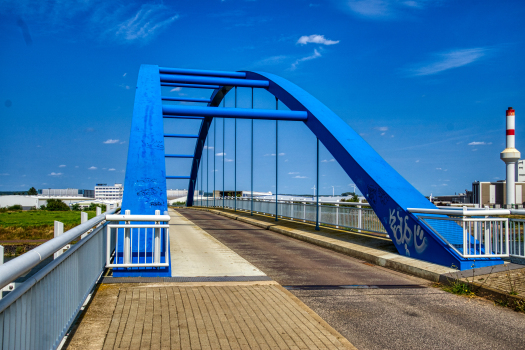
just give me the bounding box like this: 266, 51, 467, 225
202, 197, 369, 207
106, 214, 170, 222
0, 208, 118, 290
407, 207, 511, 216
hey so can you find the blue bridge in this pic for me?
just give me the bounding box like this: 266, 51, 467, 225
119, 64, 505, 277
2, 64, 524, 350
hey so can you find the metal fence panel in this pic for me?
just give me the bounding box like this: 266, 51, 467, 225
197, 198, 387, 235
0, 223, 110, 350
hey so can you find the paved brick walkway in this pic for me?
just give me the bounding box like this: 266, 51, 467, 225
66, 282, 354, 350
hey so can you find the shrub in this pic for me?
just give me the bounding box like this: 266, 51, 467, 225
7, 204, 23, 211
46, 199, 70, 211
71, 203, 81, 211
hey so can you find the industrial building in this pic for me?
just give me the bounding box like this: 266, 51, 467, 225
212, 190, 272, 198
472, 181, 525, 208
94, 183, 123, 201
38, 188, 94, 198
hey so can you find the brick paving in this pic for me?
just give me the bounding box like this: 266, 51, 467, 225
66, 282, 354, 350
464, 267, 525, 297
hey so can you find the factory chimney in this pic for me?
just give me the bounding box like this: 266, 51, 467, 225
500, 107, 520, 208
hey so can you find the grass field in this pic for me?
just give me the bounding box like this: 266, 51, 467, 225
0, 210, 98, 241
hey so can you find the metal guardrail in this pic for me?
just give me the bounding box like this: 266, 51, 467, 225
418, 215, 510, 258
196, 197, 387, 235
408, 206, 525, 259
0, 209, 118, 350
510, 219, 525, 258
105, 210, 170, 268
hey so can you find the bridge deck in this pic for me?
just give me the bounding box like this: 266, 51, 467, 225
65, 210, 355, 349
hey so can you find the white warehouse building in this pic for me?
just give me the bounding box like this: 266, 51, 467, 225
95, 183, 124, 201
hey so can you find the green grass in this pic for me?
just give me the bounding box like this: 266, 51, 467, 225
0, 210, 99, 240
0, 210, 97, 228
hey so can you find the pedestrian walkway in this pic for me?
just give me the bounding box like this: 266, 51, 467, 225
169, 209, 266, 277
65, 209, 355, 349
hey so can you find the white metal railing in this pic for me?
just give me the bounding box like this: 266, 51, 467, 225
105, 210, 170, 268
0, 209, 118, 350
195, 197, 387, 235
510, 219, 525, 258
408, 206, 512, 259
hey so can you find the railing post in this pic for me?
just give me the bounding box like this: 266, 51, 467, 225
358, 204, 362, 232
53, 221, 64, 259
336, 204, 339, 228
154, 210, 161, 264
96, 207, 102, 216
80, 212, 89, 239
303, 202, 306, 222
124, 209, 131, 264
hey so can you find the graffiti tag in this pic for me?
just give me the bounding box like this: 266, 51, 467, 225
389, 208, 428, 256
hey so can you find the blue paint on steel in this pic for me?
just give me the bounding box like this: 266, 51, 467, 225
186, 86, 233, 207
238, 71, 502, 270
167, 176, 191, 179
161, 83, 220, 89
172, 66, 501, 270
160, 74, 269, 88
117, 64, 170, 277
163, 115, 204, 120
164, 134, 199, 138
162, 105, 307, 121
165, 154, 194, 158
315, 138, 320, 231
159, 67, 246, 79
162, 96, 211, 103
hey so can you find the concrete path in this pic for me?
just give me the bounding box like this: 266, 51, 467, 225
168, 208, 265, 277
179, 209, 525, 350
64, 209, 356, 349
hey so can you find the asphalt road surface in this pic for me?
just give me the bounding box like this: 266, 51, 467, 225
177, 209, 525, 350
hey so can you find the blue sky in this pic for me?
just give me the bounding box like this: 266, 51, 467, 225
1, 0, 524, 196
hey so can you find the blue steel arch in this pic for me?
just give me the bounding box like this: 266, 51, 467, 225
185, 70, 502, 271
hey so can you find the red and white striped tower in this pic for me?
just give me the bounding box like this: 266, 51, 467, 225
500, 107, 520, 207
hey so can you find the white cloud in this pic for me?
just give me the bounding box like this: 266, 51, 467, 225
170, 87, 182, 92
297, 35, 339, 46
293, 175, 308, 179
224, 158, 234, 162
409, 48, 489, 76
415, 160, 420, 163
321, 159, 335, 163
345, 0, 431, 19
48, 172, 62, 176
216, 152, 226, 156
375, 126, 388, 131
468, 141, 492, 146
288, 172, 299, 174
7, 2, 179, 45
290, 49, 322, 70
88, 166, 97, 170
120, 141, 126, 144
204, 146, 214, 149
123, 72, 127, 77
108, 168, 116, 171
0, 173, 9, 176
436, 168, 442, 170
59, 165, 66, 168
103, 139, 120, 144
105, 4, 179, 43
75, 166, 79, 168
254, 55, 289, 67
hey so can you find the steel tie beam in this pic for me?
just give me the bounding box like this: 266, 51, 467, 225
162, 105, 307, 121
159, 74, 268, 88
